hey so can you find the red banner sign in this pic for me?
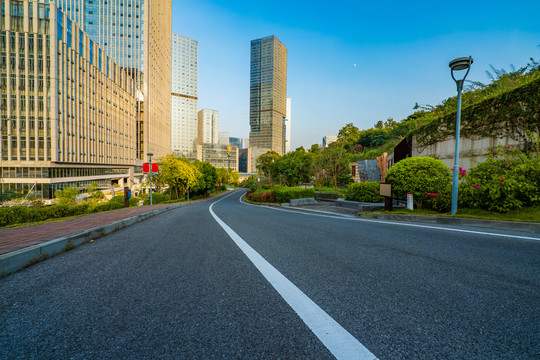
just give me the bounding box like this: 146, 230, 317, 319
143, 163, 149, 173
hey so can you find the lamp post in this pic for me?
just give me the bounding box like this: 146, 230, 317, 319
147, 152, 154, 205
449, 56, 473, 215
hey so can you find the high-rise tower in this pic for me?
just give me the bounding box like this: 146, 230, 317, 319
249, 35, 287, 156
171, 34, 198, 155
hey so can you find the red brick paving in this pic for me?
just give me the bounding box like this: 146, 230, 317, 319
0, 204, 180, 256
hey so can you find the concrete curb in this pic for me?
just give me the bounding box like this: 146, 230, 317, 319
0, 203, 191, 277
362, 213, 540, 234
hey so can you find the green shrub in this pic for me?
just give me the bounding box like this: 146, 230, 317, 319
91, 202, 125, 213
273, 186, 315, 203
108, 195, 125, 205
458, 145, 540, 212
345, 182, 384, 202
0, 203, 92, 227
143, 192, 166, 205
385, 157, 452, 200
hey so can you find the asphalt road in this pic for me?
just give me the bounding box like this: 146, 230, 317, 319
1, 189, 539, 359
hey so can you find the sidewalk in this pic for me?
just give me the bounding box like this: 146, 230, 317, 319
0, 203, 182, 256
0, 191, 235, 277
0, 202, 190, 277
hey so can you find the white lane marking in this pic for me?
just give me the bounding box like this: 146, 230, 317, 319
237, 192, 540, 242
238, 193, 355, 217
210, 193, 378, 360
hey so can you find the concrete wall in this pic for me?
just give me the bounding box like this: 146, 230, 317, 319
411, 135, 524, 170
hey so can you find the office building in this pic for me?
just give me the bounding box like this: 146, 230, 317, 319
50, 0, 171, 161
249, 35, 287, 156
284, 97, 291, 153
171, 34, 198, 155
218, 131, 229, 145
197, 109, 218, 145
1, 1, 138, 201
196, 143, 238, 172
229, 137, 243, 149
323, 135, 337, 148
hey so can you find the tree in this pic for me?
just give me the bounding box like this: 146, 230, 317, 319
192, 161, 218, 195
320, 144, 351, 189
309, 144, 321, 154
216, 168, 240, 185
55, 187, 80, 206
271, 151, 313, 186
156, 155, 200, 199
259, 151, 280, 178
337, 123, 360, 145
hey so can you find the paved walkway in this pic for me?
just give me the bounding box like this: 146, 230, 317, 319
0, 203, 181, 256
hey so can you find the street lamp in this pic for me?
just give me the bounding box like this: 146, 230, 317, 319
258, 155, 273, 202
449, 56, 473, 215
147, 152, 154, 205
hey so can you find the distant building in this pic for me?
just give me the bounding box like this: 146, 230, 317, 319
284, 98, 292, 153
322, 135, 338, 148
196, 144, 238, 171
218, 132, 230, 145
244, 138, 250, 149
239, 148, 252, 173
249, 35, 287, 156
197, 109, 219, 145
171, 34, 198, 155
229, 137, 243, 149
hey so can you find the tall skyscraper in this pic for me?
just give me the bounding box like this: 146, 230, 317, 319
171, 34, 198, 155
197, 109, 219, 145
50, 0, 171, 161
249, 35, 287, 156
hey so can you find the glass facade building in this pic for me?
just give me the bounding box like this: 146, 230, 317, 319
47, 0, 171, 161
249, 35, 287, 156
0, 0, 138, 201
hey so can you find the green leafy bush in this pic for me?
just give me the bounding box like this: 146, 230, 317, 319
459, 145, 540, 212
90, 202, 125, 213
385, 157, 452, 200
0, 203, 91, 227
273, 186, 315, 203
143, 192, 167, 205
345, 182, 384, 202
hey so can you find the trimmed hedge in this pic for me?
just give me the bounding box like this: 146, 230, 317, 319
274, 186, 315, 203
345, 182, 384, 202
0, 203, 91, 227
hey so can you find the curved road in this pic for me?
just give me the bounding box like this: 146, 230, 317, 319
1, 190, 539, 359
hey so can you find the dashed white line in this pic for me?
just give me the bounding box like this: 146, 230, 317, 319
210, 192, 378, 360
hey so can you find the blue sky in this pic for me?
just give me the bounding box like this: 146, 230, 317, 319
171, 0, 540, 150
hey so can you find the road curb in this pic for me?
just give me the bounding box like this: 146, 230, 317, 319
0, 203, 191, 277
362, 213, 540, 234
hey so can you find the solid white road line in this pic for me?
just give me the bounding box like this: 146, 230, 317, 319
238, 192, 540, 242
210, 192, 378, 360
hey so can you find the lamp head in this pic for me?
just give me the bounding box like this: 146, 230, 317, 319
449, 56, 473, 71
449, 56, 473, 88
